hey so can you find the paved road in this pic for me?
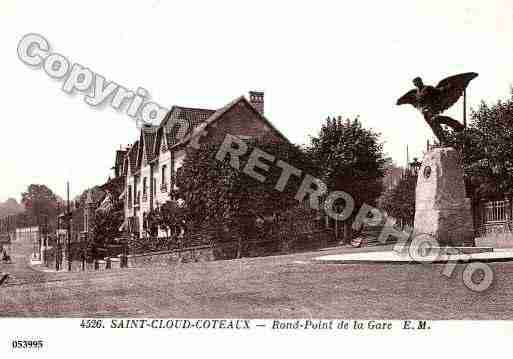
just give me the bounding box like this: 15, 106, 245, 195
0, 238, 49, 287
2, 239, 513, 318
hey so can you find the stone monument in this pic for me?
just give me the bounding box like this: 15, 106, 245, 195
414, 147, 474, 245
397, 72, 479, 246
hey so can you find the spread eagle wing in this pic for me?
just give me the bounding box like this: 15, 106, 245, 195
396, 89, 418, 106
435, 72, 478, 112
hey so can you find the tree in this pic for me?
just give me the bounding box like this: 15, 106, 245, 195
155, 198, 186, 237
0, 198, 24, 218
91, 208, 124, 246
380, 173, 416, 227
448, 96, 513, 199
90, 190, 124, 246
176, 135, 313, 258
21, 184, 59, 225
308, 116, 388, 242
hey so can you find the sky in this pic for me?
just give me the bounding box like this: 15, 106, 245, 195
1, 0, 512, 202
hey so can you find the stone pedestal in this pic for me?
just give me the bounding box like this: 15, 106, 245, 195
414, 147, 474, 246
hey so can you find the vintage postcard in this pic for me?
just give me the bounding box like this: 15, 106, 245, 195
1, 0, 513, 357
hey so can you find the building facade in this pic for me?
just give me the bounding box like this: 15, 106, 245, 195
122, 91, 288, 238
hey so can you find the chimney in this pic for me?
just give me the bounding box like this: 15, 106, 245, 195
249, 91, 264, 115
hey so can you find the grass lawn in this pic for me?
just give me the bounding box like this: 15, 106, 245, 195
1, 243, 513, 318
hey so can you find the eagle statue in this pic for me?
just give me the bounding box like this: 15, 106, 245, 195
396, 72, 478, 145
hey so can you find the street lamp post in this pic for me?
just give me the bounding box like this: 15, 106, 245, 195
409, 157, 422, 177
67, 181, 72, 272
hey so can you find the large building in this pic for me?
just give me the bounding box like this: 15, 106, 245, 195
121, 91, 288, 237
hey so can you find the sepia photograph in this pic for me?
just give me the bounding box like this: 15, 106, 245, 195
1, 0, 513, 356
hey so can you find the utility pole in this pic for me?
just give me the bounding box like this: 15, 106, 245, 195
42, 215, 47, 266
406, 144, 410, 171
35, 200, 41, 261
56, 202, 60, 271
67, 181, 72, 271
463, 88, 467, 128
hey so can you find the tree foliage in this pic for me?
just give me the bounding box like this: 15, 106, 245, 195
153, 198, 186, 237
0, 198, 24, 218
449, 97, 513, 198
90, 196, 124, 246
175, 135, 313, 257
379, 174, 416, 226
307, 116, 387, 241
21, 184, 60, 224
308, 116, 387, 208
87, 182, 125, 246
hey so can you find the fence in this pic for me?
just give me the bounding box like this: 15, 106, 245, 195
476, 198, 513, 237
484, 200, 510, 223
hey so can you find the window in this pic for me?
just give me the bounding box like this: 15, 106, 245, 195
175, 166, 184, 189
237, 135, 253, 140
170, 153, 176, 189
134, 176, 139, 204
128, 185, 133, 208
142, 177, 148, 201
161, 165, 167, 191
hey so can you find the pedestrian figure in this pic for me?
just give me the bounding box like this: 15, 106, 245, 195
0, 272, 9, 286
1, 247, 10, 262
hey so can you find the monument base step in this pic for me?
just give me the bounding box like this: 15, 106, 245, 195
441, 246, 493, 254
411, 246, 493, 255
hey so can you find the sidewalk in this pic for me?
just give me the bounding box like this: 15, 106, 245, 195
315, 247, 513, 264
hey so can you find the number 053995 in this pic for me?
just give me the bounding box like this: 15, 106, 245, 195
11, 340, 44, 350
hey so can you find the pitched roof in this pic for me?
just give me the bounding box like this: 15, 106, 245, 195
153, 126, 165, 157
163, 106, 215, 148
115, 150, 126, 166
141, 125, 158, 162
98, 175, 124, 196
127, 141, 139, 173
128, 94, 289, 167
170, 96, 289, 149
113, 150, 127, 176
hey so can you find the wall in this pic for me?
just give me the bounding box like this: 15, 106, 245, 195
476, 233, 513, 248
154, 150, 172, 207
208, 100, 282, 145
139, 159, 152, 232
125, 169, 134, 220
126, 245, 214, 267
